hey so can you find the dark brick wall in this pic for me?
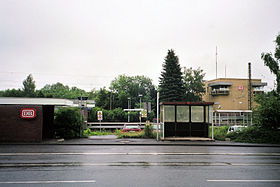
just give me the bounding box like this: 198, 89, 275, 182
0, 105, 43, 142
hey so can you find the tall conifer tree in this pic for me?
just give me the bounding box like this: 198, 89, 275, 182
22, 74, 36, 97
159, 49, 185, 101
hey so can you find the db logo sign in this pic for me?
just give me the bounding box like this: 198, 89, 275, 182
20, 108, 36, 119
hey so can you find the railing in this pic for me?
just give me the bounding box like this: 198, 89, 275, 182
87, 122, 147, 130
211, 89, 230, 96
212, 113, 252, 126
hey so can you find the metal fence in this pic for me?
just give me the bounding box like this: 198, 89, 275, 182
213, 111, 252, 126
87, 122, 146, 130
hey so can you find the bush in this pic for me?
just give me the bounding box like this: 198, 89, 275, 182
117, 131, 144, 138
83, 128, 115, 136
227, 126, 280, 144
209, 126, 228, 141
54, 107, 82, 139
144, 124, 154, 138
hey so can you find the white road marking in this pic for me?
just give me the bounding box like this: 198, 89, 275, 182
207, 180, 280, 182
0, 152, 279, 156
1, 162, 280, 167
0, 180, 96, 184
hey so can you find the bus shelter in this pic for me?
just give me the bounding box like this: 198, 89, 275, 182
160, 102, 214, 139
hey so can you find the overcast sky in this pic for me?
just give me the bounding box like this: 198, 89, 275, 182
0, 0, 279, 91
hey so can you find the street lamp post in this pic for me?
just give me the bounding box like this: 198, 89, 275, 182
139, 94, 143, 126
128, 97, 131, 122
139, 94, 143, 109
156, 91, 159, 141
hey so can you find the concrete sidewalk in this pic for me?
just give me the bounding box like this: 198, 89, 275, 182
1, 136, 279, 147
16, 136, 279, 147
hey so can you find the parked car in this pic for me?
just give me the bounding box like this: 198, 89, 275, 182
121, 124, 141, 133
227, 125, 247, 134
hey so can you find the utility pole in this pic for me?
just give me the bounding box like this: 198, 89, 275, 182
248, 62, 252, 110
216, 46, 218, 79
156, 92, 159, 141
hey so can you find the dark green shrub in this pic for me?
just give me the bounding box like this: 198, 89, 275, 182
54, 107, 82, 139
83, 128, 92, 136
227, 126, 280, 144
117, 131, 144, 138
83, 128, 115, 136
144, 124, 154, 138
209, 126, 228, 140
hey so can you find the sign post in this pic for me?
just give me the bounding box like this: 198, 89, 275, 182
141, 109, 147, 118
97, 111, 103, 132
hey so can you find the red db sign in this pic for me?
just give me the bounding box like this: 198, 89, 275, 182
20, 108, 36, 119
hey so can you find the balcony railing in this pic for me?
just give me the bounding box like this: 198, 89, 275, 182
211, 89, 230, 96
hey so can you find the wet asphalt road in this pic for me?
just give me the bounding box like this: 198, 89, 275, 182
0, 144, 280, 186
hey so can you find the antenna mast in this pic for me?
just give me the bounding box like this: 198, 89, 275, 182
216, 46, 218, 79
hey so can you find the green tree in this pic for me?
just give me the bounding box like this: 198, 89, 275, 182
39, 83, 87, 99
183, 67, 205, 101
253, 33, 280, 130
69, 86, 87, 99
0, 88, 23, 97
261, 33, 280, 95
95, 87, 110, 109
110, 75, 156, 110
254, 92, 280, 130
40, 83, 69, 98
22, 74, 36, 97
159, 49, 185, 102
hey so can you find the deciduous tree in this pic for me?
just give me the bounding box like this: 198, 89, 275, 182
183, 67, 205, 101
110, 75, 156, 109
261, 33, 280, 95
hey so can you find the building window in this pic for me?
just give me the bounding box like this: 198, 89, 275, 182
211, 86, 230, 96
253, 86, 264, 96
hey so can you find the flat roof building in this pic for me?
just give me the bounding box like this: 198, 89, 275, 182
0, 97, 85, 142
202, 78, 267, 126
203, 78, 267, 111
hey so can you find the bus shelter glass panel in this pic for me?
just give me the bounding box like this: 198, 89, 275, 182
206, 106, 209, 123
160, 105, 164, 123
191, 106, 204, 122
164, 105, 175, 122
176, 106, 189, 122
